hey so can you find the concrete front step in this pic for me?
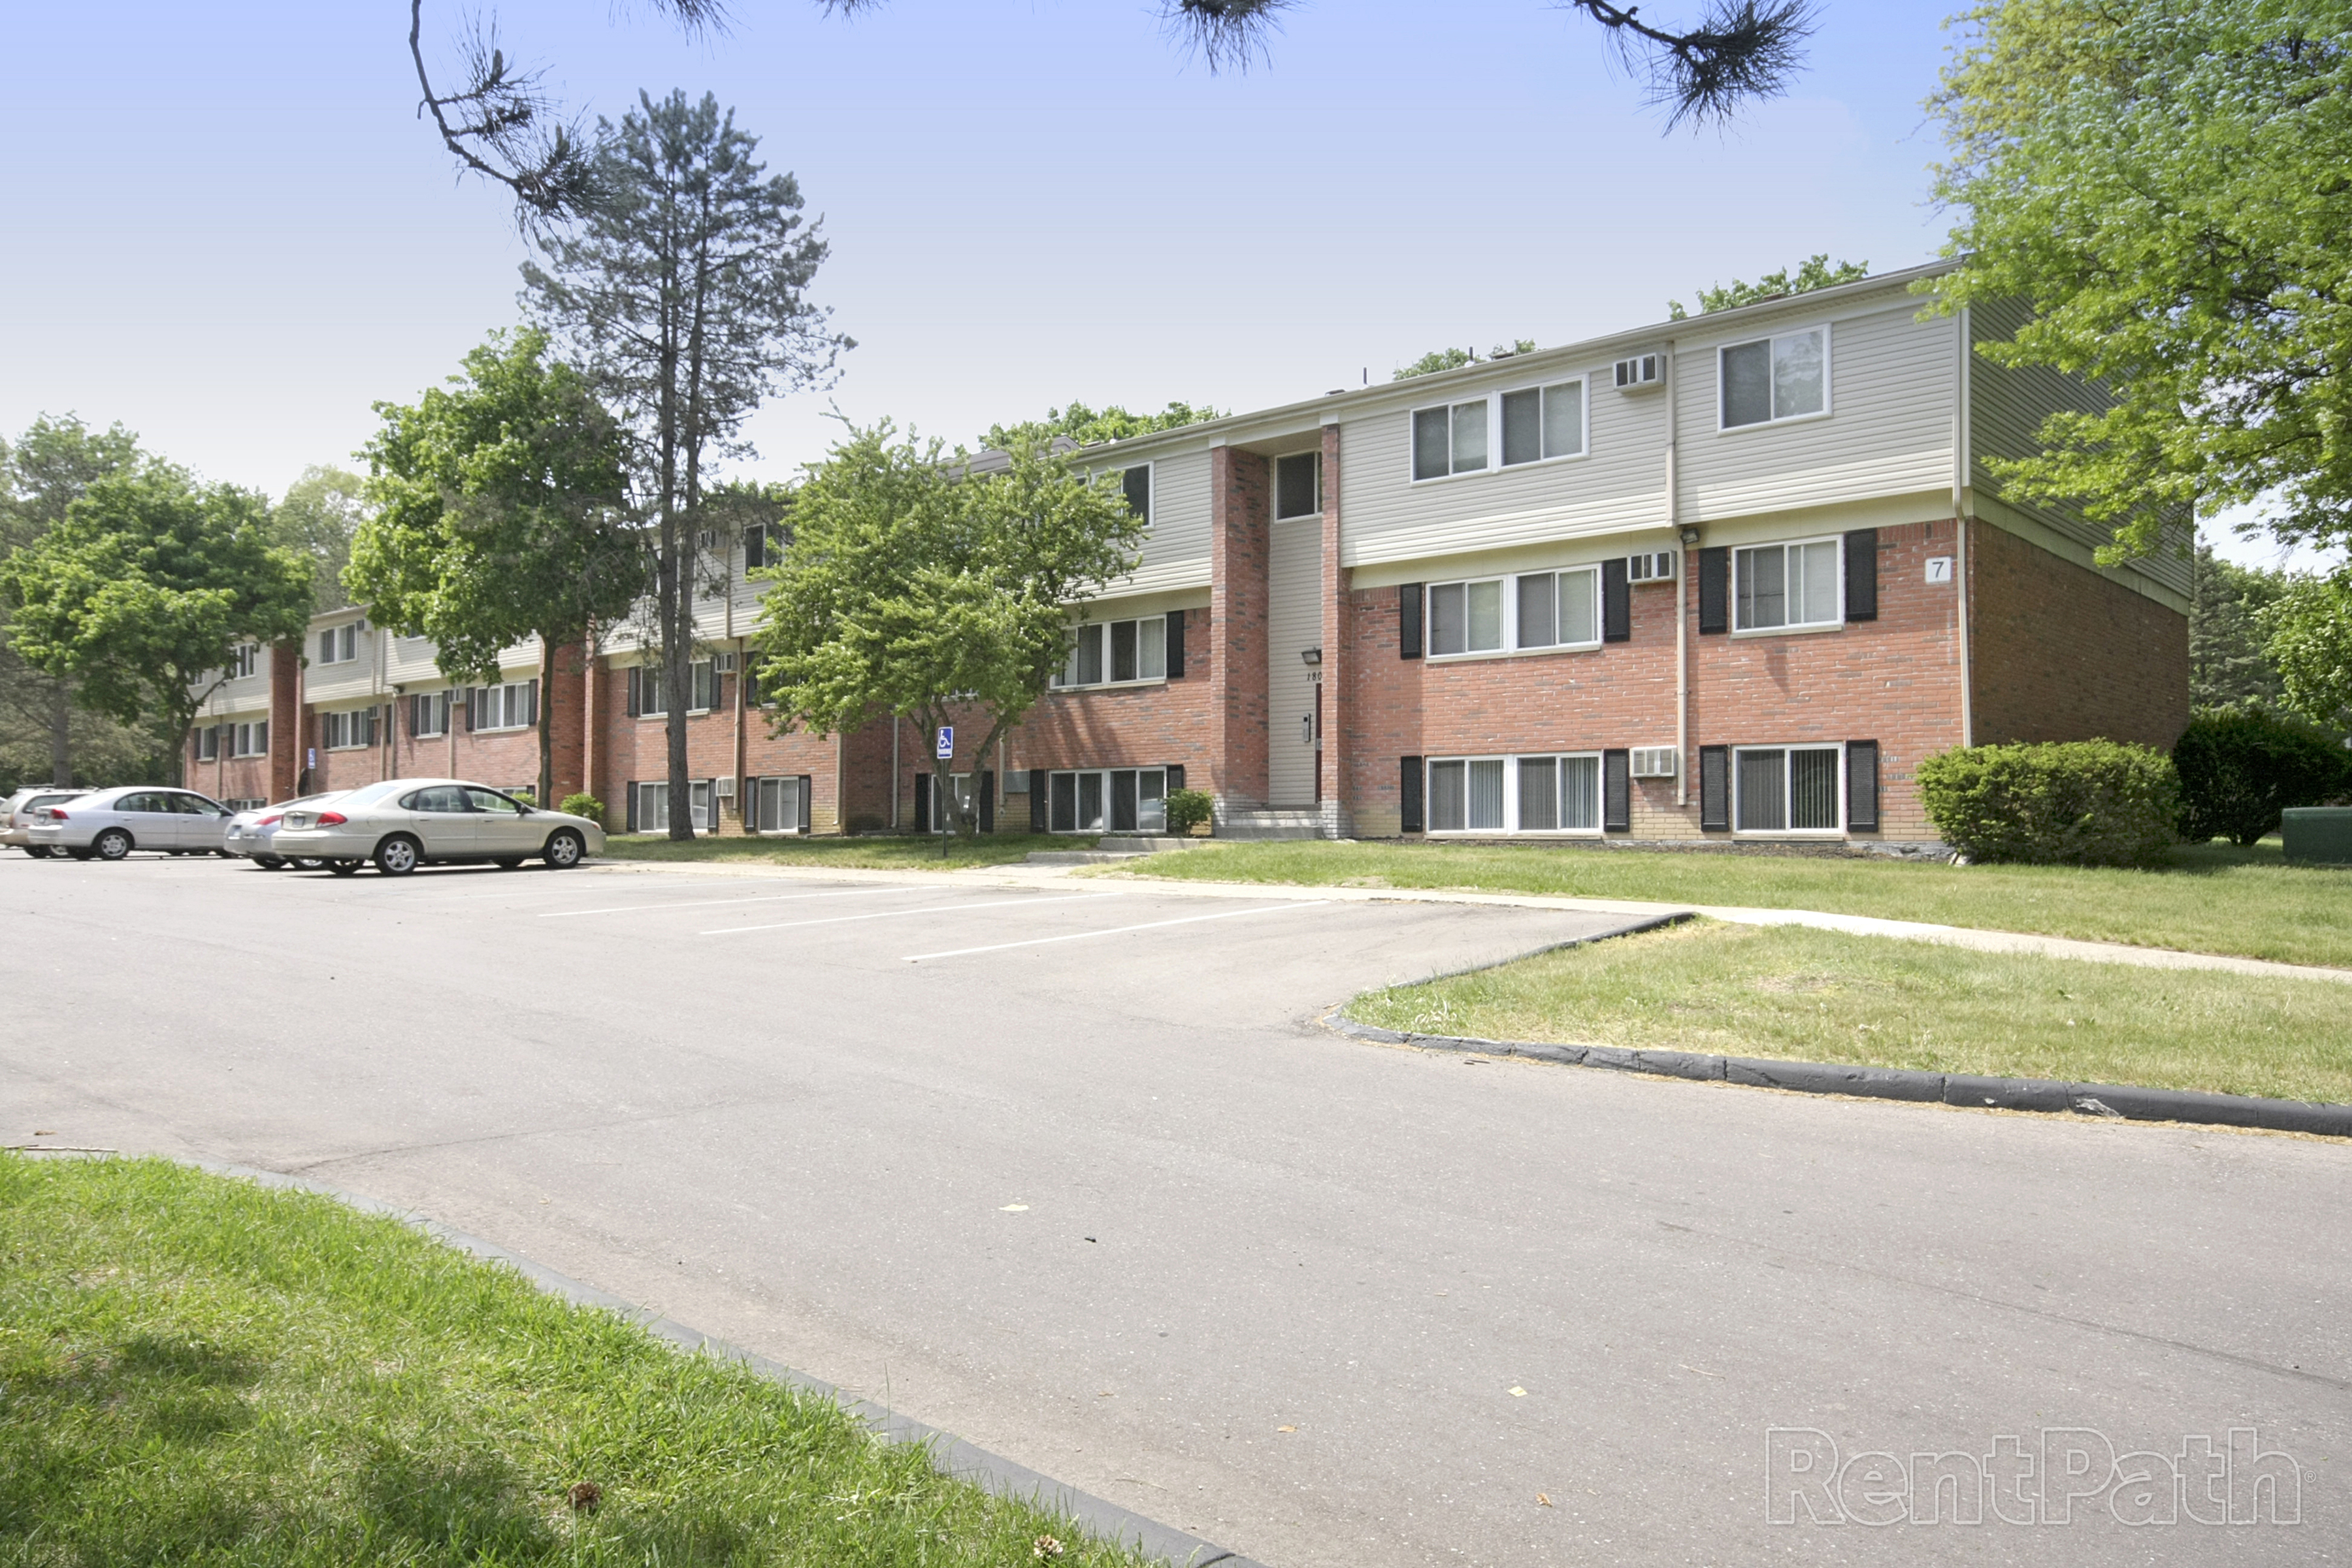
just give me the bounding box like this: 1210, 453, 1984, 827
1216, 809, 1327, 841
1024, 836, 1202, 866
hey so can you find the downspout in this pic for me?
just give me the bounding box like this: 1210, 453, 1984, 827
1667, 337, 1688, 808
1954, 306, 1975, 748
732, 635, 746, 834
890, 715, 900, 830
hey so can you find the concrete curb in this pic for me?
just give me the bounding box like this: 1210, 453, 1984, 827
186, 1158, 1266, 1568
1325, 1020, 2352, 1139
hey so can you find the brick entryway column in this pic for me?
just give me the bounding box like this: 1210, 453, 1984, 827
1318, 420, 1352, 838
1209, 445, 1271, 813
268, 640, 301, 802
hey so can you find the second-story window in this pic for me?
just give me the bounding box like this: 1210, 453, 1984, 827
470, 681, 538, 731
227, 644, 259, 679
317, 623, 361, 664
1426, 566, 1603, 657
1500, 382, 1585, 465
1054, 616, 1166, 687
411, 692, 449, 738
1412, 400, 1488, 480
690, 659, 719, 712
1735, 538, 1842, 630
1720, 327, 1827, 429
1275, 452, 1322, 520
1120, 465, 1151, 523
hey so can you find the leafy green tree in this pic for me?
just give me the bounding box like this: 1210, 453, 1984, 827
272, 466, 372, 615
351, 329, 642, 807
981, 401, 1220, 451
1393, 341, 1538, 381
749, 424, 1145, 851
1668, 255, 1868, 319
0, 463, 313, 786
527, 90, 847, 839
2264, 571, 2352, 738
1927, 0, 2352, 566
2187, 542, 2289, 712
0, 416, 147, 786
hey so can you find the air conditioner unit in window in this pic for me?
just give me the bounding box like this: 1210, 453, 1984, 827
1629, 747, 1678, 778
1626, 551, 1677, 583
1612, 353, 1663, 391
715, 776, 736, 798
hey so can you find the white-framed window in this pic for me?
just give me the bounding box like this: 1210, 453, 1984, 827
1734, 744, 1844, 833
1720, 326, 1827, 429
1734, 538, 1842, 632
630, 665, 666, 718
634, 781, 670, 833
1413, 378, 1588, 482
1275, 451, 1322, 520
1120, 464, 1151, 523
411, 691, 449, 738
754, 776, 802, 834
224, 798, 265, 813
195, 725, 220, 762
1412, 399, 1489, 480
470, 681, 538, 732
1047, 767, 1167, 833
228, 644, 260, 679
1427, 566, 1601, 657
1053, 616, 1167, 688
1426, 753, 1603, 835
689, 659, 719, 713
233, 720, 269, 757
322, 706, 379, 751
1499, 380, 1586, 466
690, 778, 713, 830
316, 622, 363, 664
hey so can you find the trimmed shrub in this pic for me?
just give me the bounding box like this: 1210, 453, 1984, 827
2173, 709, 2350, 846
1916, 741, 2178, 867
558, 791, 604, 823
1164, 788, 1214, 836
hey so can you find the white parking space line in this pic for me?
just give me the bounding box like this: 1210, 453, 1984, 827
704, 892, 1123, 937
902, 900, 1333, 962
540, 885, 936, 919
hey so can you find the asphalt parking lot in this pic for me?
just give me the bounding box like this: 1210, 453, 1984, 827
5, 851, 2347, 1567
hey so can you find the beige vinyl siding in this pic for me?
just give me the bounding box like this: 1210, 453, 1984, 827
1968, 297, 2191, 600
1676, 299, 1955, 524
1338, 367, 1667, 570
1266, 517, 1322, 805
1103, 447, 1213, 597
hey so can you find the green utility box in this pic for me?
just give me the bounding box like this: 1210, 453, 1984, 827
2281, 808, 2352, 866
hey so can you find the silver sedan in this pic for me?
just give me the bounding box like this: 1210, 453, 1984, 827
268, 777, 605, 876
223, 793, 343, 869
3, 787, 87, 857
24, 786, 235, 860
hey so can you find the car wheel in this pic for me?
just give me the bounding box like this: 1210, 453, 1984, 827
25, 845, 52, 860
326, 859, 363, 877
254, 855, 286, 870
374, 836, 422, 876
93, 829, 133, 862
492, 855, 525, 869
294, 857, 325, 870
67, 847, 95, 861
542, 828, 585, 869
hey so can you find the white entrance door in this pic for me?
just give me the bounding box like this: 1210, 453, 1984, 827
1267, 515, 1322, 806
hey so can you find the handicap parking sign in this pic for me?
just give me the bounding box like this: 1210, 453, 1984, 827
936, 725, 954, 759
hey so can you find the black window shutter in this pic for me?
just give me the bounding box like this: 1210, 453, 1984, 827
1601, 557, 1631, 643
1399, 756, 1424, 833
625, 782, 638, 834
1166, 608, 1186, 678
1603, 748, 1631, 832
914, 772, 930, 834
979, 770, 995, 834
1697, 548, 1729, 635
1166, 763, 1185, 792
1029, 768, 1048, 832
1844, 530, 1879, 622
797, 776, 812, 834
1846, 741, 1880, 832
1699, 746, 1731, 831
1399, 584, 1423, 659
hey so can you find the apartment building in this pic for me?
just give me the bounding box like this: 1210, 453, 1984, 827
193, 265, 2188, 848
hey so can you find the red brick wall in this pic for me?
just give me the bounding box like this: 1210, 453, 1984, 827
1968, 519, 2190, 751
595, 666, 846, 834
269, 642, 300, 801
1209, 448, 1271, 807
1341, 519, 1972, 841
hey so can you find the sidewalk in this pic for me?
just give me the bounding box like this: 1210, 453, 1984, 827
585, 855, 2352, 987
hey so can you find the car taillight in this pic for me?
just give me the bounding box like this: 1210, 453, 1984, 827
257, 814, 282, 826
316, 811, 347, 826
45, 810, 65, 822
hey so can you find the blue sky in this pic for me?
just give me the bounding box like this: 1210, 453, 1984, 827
0, 1, 2313, 568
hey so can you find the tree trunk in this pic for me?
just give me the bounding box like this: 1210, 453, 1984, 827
538, 637, 557, 808
48, 678, 71, 787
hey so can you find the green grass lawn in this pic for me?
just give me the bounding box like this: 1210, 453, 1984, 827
1348, 920, 2352, 1105
600, 831, 1082, 870
1118, 839, 2352, 968
0, 1155, 1146, 1568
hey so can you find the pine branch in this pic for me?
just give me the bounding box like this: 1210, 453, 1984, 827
1568, 0, 1817, 127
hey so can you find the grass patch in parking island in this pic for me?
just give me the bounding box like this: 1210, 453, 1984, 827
1120, 838, 2352, 969
1350, 920, 2352, 1106
0, 1154, 1147, 1568
600, 830, 1081, 870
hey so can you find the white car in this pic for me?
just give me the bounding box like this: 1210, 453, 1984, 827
3, 787, 88, 857
268, 777, 604, 876
223, 793, 343, 869
24, 785, 235, 861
